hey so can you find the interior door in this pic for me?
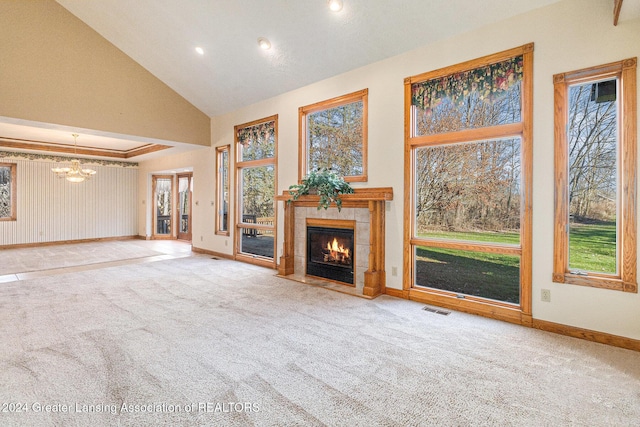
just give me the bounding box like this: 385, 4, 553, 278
152, 175, 173, 239
177, 173, 193, 241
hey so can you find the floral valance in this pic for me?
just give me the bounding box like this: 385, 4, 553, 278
0, 150, 138, 167
236, 121, 274, 146
411, 55, 523, 115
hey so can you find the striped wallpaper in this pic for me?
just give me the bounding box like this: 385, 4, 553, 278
0, 156, 138, 246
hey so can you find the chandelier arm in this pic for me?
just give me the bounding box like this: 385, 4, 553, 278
50, 134, 97, 182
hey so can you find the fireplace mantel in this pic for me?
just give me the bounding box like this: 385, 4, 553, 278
276, 187, 393, 298
276, 187, 393, 206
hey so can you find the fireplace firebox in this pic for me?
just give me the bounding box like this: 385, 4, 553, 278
306, 226, 354, 285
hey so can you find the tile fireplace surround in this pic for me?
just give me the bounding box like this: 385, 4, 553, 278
276, 188, 393, 298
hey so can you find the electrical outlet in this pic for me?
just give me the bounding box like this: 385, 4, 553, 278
391, 266, 398, 276
541, 289, 551, 302
200, 236, 203, 241
225, 240, 228, 246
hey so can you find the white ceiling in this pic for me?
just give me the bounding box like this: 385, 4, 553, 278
0, 122, 143, 151
0, 116, 200, 162
4, 0, 638, 160
56, 0, 565, 118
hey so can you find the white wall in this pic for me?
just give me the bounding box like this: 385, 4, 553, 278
0, 154, 138, 245
139, 0, 640, 339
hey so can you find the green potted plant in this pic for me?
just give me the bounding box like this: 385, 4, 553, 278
288, 168, 354, 211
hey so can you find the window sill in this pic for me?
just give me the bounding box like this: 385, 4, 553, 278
553, 273, 637, 293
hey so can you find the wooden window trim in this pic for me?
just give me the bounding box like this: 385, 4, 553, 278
403, 43, 534, 322
410, 123, 523, 148
215, 145, 230, 236
410, 238, 522, 256
0, 163, 17, 221
298, 88, 368, 183
234, 115, 278, 268
553, 58, 637, 293
151, 174, 174, 240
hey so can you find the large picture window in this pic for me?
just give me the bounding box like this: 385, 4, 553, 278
299, 89, 368, 182
0, 163, 17, 221
553, 58, 637, 293
235, 115, 277, 268
405, 44, 533, 321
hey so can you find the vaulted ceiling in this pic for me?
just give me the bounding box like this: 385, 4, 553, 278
3, 0, 639, 160
56, 0, 565, 118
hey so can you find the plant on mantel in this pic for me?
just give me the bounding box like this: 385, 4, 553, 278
288, 168, 354, 211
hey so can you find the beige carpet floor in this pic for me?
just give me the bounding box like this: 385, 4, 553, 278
0, 240, 190, 276
0, 249, 639, 426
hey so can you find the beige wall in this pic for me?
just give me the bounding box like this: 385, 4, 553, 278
141, 0, 640, 340
136, 147, 214, 241
0, 0, 210, 146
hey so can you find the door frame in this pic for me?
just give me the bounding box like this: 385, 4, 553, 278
151, 174, 175, 240
177, 173, 193, 241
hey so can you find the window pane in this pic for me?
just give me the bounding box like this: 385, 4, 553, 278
568, 79, 618, 274
412, 56, 522, 136
217, 148, 229, 233
415, 138, 521, 244
178, 176, 190, 234
155, 178, 172, 235
415, 246, 520, 304
0, 165, 11, 218
307, 100, 363, 177
237, 121, 275, 161
239, 165, 274, 259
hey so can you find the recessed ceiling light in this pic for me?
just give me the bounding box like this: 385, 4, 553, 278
195, 47, 204, 55
328, 0, 343, 12
257, 37, 271, 50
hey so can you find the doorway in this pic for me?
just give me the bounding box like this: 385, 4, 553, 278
152, 175, 173, 239
177, 173, 193, 241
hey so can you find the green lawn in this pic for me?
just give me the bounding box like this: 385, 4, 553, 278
415, 223, 617, 303
415, 246, 520, 304
418, 230, 520, 245
569, 221, 616, 274
416, 229, 520, 303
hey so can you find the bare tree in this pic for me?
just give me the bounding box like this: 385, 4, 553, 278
568, 83, 617, 221
414, 87, 521, 235
0, 167, 10, 218
308, 102, 363, 177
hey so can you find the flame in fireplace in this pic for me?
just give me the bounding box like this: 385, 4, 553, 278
327, 237, 350, 261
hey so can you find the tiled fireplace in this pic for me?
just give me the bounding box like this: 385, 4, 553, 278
306, 220, 355, 285
276, 188, 393, 298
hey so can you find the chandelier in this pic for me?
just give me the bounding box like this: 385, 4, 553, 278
51, 134, 97, 183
